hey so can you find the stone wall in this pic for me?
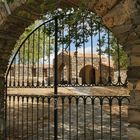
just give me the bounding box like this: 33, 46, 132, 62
57, 52, 114, 84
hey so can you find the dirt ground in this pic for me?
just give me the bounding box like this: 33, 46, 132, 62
7, 86, 129, 96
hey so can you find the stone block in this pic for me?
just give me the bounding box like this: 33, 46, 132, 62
127, 126, 140, 140
103, 0, 136, 28
94, 0, 118, 16
112, 24, 132, 35
128, 55, 140, 67
135, 81, 140, 90
128, 109, 140, 124
127, 66, 140, 79
126, 45, 140, 55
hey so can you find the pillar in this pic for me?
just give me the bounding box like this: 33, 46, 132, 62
0, 76, 6, 140
127, 45, 140, 139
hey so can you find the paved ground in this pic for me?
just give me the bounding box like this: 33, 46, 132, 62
7, 86, 129, 140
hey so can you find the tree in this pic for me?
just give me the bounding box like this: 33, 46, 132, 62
9, 0, 127, 69
109, 37, 127, 69
102, 36, 128, 70
13, 20, 54, 65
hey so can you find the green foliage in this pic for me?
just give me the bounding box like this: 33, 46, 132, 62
103, 36, 128, 70
14, 20, 54, 64
7, 0, 14, 3
8, 0, 127, 69
43, 7, 100, 50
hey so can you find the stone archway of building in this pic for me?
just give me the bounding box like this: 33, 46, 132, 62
57, 52, 72, 84
79, 65, 96, 84
0, 0, 140, 139
58, 63, 69, 84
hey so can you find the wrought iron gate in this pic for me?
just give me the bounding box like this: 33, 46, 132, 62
5, 14, 129, 140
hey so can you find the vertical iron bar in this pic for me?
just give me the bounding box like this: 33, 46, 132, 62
84, 97, 86, 140
13, 96, 15, 139
22, 96, 24, 140
68, 19, 71, 85
37, 97, 39, 140
54, 17, 58, 140
62, 19, 64, 83
37, 28, 40, 86
48, 24, 51, 86
9, 96, 11, 139
62, 97, 64, 140
42, 97, 45, 140
92, 98, 95, 140
109, 98, 112, 140
42, 25, 45, 86
13, 58, 16, 86
32, 33, 35, 86
22, 45, 25, 86
75, 22, 78, 84
117, 41, 122, 85
107, 30, 112, 84
27, 38, 30, 86
69, 97, 71, 140
99, 24, 102, 84
17, 96, 20, 139
119, 99, 122, 140
83, 17, 86, 85
76, 97, 79, 140
91, 19, 94, 85
31, 97, 34, 140
26, 97, 29, 139
100, 98, 103, 139
9, 66, 12, 86
18, 51, 20, 86
48, 97, 50, 140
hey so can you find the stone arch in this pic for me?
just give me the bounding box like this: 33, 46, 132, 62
0, 0, 140, 139
57, 52, 72, 83
79, 65, 98, 84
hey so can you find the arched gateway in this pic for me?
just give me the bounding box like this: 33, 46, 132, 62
5, 12, 129, 140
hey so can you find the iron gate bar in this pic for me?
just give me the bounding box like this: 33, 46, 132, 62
90, 18, 95, 85
6, 14, 127, 88
68, 16, 71, 85
6, 94, 130, 140
42, 25, 45, 86
109, 98, 112, 139
48, 24, 51, 86
98, 23, 103, 85
54, 17, 58, 140
107, 29, 112, 85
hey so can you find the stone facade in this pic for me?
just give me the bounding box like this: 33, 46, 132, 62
57, 52, 114, 84
7, 52, 114, 86
0, 0, 140, 139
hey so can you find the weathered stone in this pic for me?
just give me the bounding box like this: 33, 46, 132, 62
135, 81, 140, 90
128, 109, 140, 124
127, 66, 140, 79
128, 126, 140, 140
94, 0, 118, 16
103, 0, 136, 28
124, 45, 140, 55
128, 55, 140, 67
112, 24, 132, 35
